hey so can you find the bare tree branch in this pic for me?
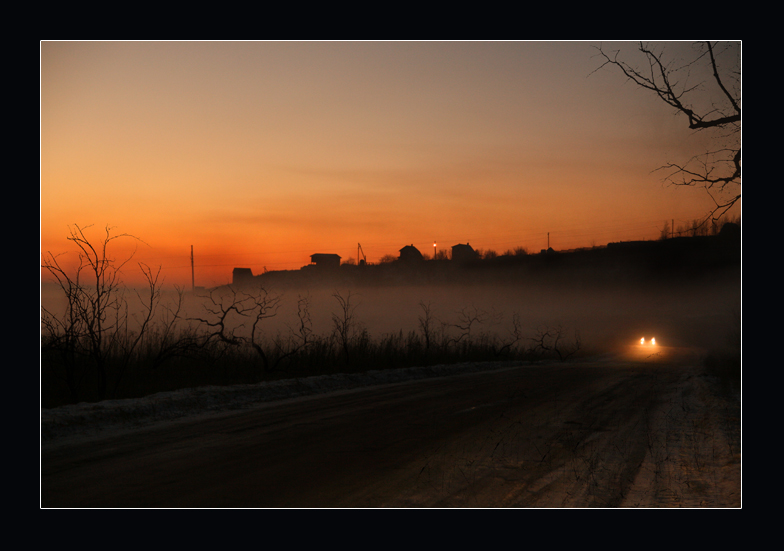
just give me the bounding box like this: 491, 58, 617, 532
332, 290, 360, 365
593, 41, 741, 221
190, 285, 282, 371
531, 324, 581, 362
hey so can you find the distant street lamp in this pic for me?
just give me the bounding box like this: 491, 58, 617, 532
433, 241, 437, 260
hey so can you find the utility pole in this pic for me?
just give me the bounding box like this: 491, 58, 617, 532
191, 245, 195, 292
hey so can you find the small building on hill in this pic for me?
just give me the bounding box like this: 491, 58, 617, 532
451, 243, 478, 263
232, 267, 254, 286
399, 244, 424, 262
309, 253, 341, 269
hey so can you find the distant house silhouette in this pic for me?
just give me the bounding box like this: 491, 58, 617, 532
232, 267, 254, 286
310, 253, 341, 269
451, 243, 478, 263
720, 222, 741, 239
399, 244, 424, 262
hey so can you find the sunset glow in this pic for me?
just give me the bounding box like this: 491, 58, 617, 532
41, 41, 740, 287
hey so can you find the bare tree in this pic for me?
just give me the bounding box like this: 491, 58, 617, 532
332, 290, 360, 365
291, 294, 313, 350
269, 294, 314, 371
448, 304, 490, 347
417, 301, 437, 352
245, 286, 283, 369
659, 220, 671, 240
192, 286, 250, 347
593, 41, 741, 222
494, 312, 524, 357
41, 225, 162, 401
108, 263, 163, 396
482, 249, 498, 260
139, 286, 197, 372
191, 284, 281, 371
531, 324, 582, 362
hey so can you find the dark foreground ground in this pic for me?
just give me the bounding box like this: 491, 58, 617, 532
41, 346, 740, 508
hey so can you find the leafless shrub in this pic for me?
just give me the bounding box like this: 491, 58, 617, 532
531, 324, 582, 362
448, 304, 490, 347
41, 225, 170, 402
493, 312, 524, 357
190, 284, 281, 371
332, 290, 360, 365
139, 287, 199, 369
418, 301, 436, 352
270, 294, 315, 371
483, 249, 498, 260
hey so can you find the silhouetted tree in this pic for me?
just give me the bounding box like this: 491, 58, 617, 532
659, 220, 671, 240
270, 294, 314, 371
192, 284, 281, 371
594, 41, 740, 222
417, 301, 436, 352
41, 225, 164, 402
531, 324, 582, 362
493, 312, 523, 357
483, 249, 498, 260
332, 290, 359, 365
448, 305, 489, 347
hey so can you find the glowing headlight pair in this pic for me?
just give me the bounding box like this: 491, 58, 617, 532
640, 337, 656, 345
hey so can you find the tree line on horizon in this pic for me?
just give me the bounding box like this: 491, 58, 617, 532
659, 214, 740, 241
338, 215, 741, 267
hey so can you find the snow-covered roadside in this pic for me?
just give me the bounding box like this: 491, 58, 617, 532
41, 361, 527, 447
620, 369, 741, 507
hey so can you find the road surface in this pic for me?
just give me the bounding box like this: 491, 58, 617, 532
41, 346, 740, 507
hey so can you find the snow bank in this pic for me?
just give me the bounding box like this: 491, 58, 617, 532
41, 360, 525, 446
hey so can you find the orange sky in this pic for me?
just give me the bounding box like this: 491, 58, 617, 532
41, 41, 741, 288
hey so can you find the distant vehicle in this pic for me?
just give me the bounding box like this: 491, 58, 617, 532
640, 337, 656, 346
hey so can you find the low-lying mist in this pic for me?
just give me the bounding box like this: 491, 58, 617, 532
40, 263, 740, 409
41, 227, 741, 409
43, 268, 739, 355
277, 277, 738, 353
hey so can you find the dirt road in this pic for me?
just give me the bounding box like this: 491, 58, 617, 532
41, 347, 740, 507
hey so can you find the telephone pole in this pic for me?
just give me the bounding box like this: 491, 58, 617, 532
191, 245, 195, 292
